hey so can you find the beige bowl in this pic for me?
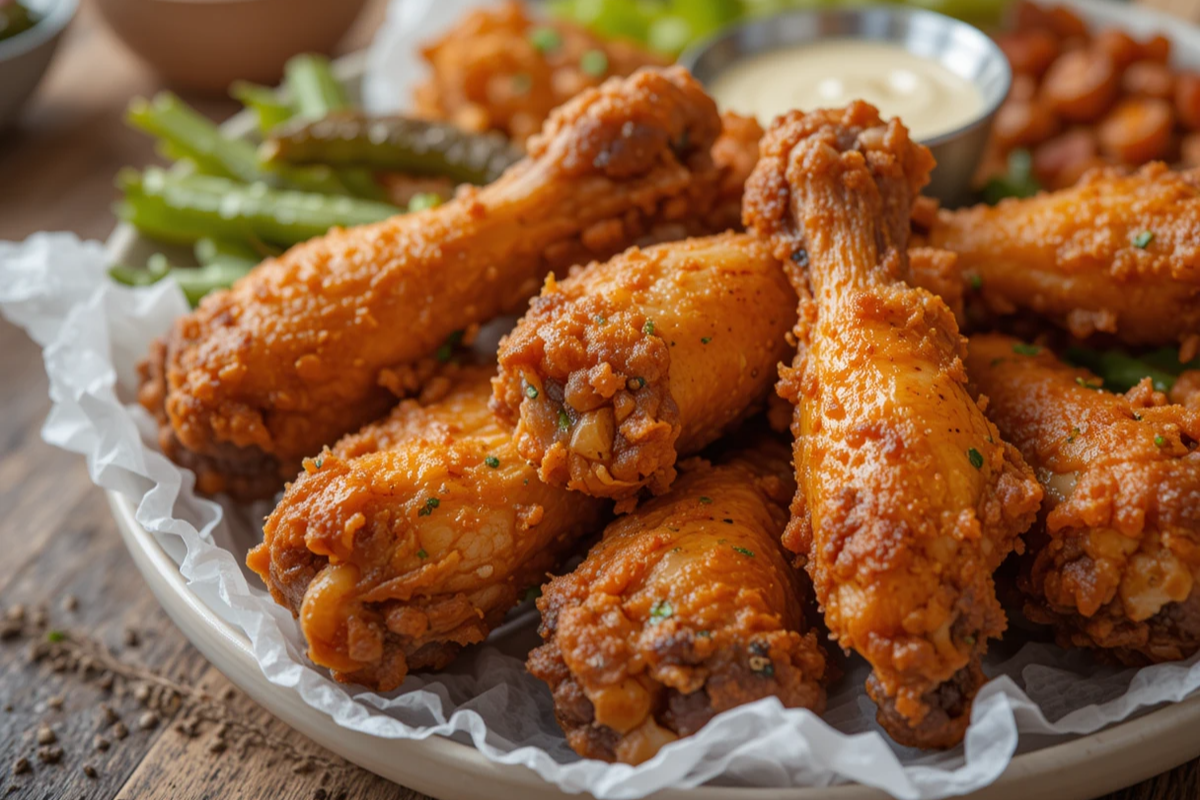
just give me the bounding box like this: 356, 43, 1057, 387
93, 0, 368, 93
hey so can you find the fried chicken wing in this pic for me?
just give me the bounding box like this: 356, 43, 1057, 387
966, 333, 1200, 664
491, 233, 796, 506
246, 364, 609, 691
413, 1, 666, 144
922, 164, 1200, 350
527, 438, 828, 764
141, 67, 729, 500
744, 103, 1043, 749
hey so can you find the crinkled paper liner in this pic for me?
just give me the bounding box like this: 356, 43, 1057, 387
3, 5, 1199, 794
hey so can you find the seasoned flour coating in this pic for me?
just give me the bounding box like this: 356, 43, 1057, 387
492, 233, 796, 506
922, 164, 1200, 352
141, 67, 728, 500
528, 439, 827, 764
967, 334, 1200, 664
247, 364, 608, 691
744, 102, 1042, 749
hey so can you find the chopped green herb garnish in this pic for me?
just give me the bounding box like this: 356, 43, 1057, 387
417, 497, 441, 517
967, 448, 984, 469
436, 329, 465, 363
594, 315, 607, 325
1075, 376, 1102, 391
407, 192, 442, 213
1133, 231, 1155, 249
522, 586, 542, 603
699, 496, 712, 504
525, 384, 539, 400
963, 634, 976, 645
643, 318, 656, 336
511, 73, 532, 94
313, 457, 323, 469
580, 49, 609, 77
46, 630, 66, 643
696, 630, 712, 638
629, 376, 646, 390
1067, 427, 1080, 443
528, 26, 562, 53
732, 546, 755, 557
557, 408, 571, 430
1154, 435, 1167, 447
967, 274, 983, 290
649, 599, 673, 624
1012, 343, 1041, 356
701, 336, 712, 344
417, 548, 428, 559
791, 249, 808, 267
484, 456, 501, 469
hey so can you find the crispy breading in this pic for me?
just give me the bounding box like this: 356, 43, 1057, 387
527, 438, 828, 764
967, 333, 1200, 664
413, 1, 667, 144
140, 67, 729, 500
246, 364, 609, 691
743, 102, 1043, 749
923, 164, 1200, 350
491, 233, 796, 506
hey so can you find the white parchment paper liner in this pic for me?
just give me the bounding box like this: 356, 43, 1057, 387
4, 3, 1200, 794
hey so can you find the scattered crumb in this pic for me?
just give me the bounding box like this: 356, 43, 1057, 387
11, 758, 29, 776
47, 694, 64, 710
122, 628, 140, 648
137, 711, 159, 731
82, 763, 98, 779
61, 596, 78, 613
5, 605, 25, 622
92, 735, 109, 752
35, 746, 63, 765
35, 726, 56, 745
112, 722, 128, 740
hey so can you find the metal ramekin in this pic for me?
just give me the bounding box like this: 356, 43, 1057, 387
679, 5, 1011, 207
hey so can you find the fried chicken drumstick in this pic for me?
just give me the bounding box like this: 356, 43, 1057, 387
528, 438, 828, 764
921, 164, 1200, 351
491, 233, 796, 506
246, 364, 609, 691
744, 103, 1043, 749
141, 67, 728, 500
967, 334, 1200, 664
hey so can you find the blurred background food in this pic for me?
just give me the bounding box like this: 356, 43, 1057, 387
92, 0, 368, 91
0, 0, 77, 128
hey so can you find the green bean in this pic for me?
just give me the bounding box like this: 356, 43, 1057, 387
1064, 346, 1178, 394
195, 237, 261, 268
261, 114, 523, 185
127, 92, 353, 196
1140, 347, 1200, 375
285, 54, 348, 119
117, 168, 400, 247
230, 81, 294, 134
108, 253, 253, 307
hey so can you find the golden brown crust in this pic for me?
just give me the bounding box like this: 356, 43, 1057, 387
412, 1, 667, 144
966, 333, 1200, 664
142, 67, 730, 500
924, 163, 1200, 348
527, 439, 827, 764
246, 364, 609, 691
743, 102, 1043, 749
491, 233, 796, 505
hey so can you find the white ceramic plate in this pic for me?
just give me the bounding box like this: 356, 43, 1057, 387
104, 3, 1200, 798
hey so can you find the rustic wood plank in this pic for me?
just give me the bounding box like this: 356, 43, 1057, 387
113, 665, 422, 800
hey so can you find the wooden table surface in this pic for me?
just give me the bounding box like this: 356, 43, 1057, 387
0, 3, 1197, 799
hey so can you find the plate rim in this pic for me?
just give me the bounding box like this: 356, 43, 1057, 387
100, 2, 1200, 797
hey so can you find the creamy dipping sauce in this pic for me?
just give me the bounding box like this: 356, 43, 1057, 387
708, 39, 986, 141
